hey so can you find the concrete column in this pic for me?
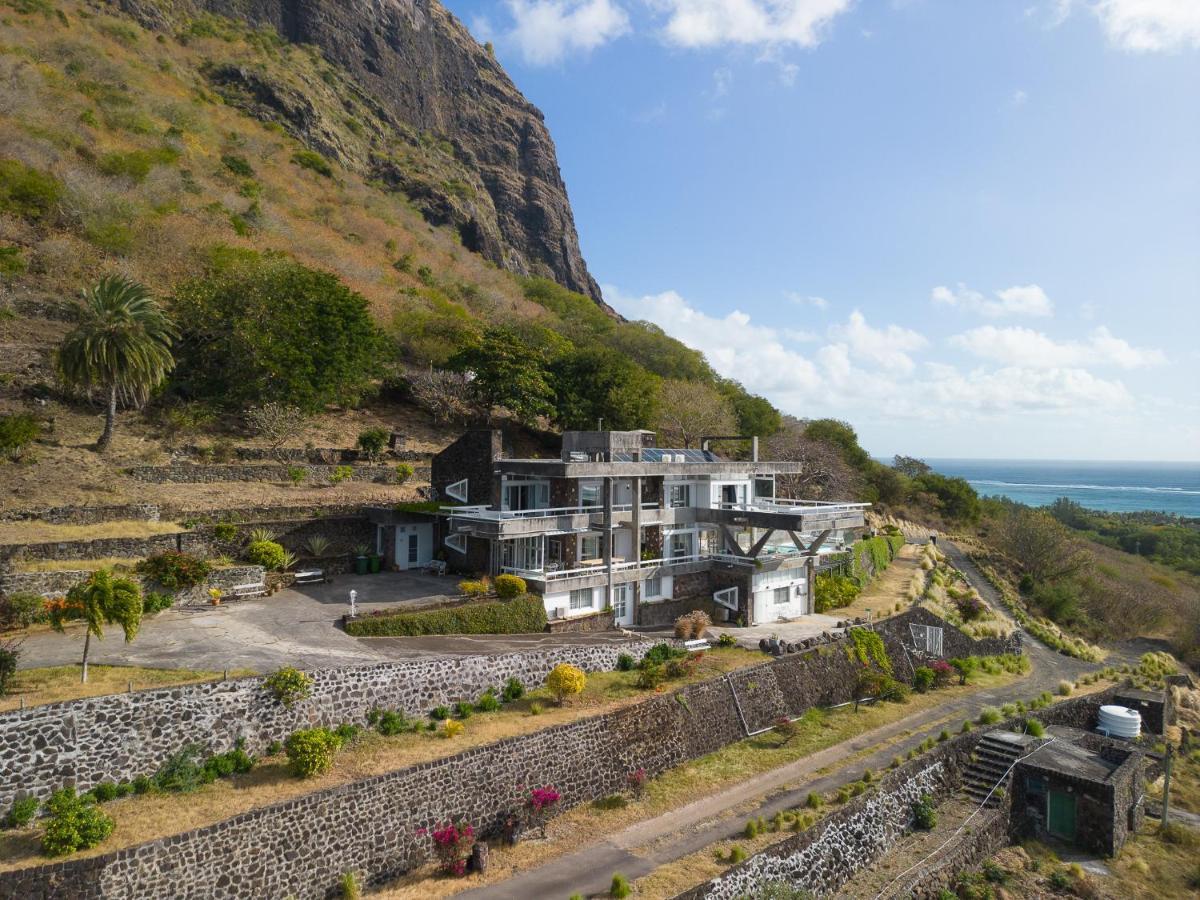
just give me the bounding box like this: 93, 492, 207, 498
603, 476, 613, 611
631, 475, 643, 624
806, 556, 816, 615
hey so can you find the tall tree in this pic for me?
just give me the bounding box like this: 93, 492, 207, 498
892, 455, 931, 478
550, 347, 659, 431
764, 416, 861, 500
652, 379, 737, 448
717, 379, 782, 438
448, 326, 555, 425
57, 276, 177, 451
47, 569, 142, 683
993, 508, 1091, 583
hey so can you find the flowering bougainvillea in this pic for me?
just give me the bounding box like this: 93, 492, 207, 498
931, 658, 955, 687
431, 821, 474, 876
628, 768, 647, 798
527, 785, 561, 835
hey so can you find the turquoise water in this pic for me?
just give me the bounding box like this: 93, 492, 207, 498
921, 459, 1200, 516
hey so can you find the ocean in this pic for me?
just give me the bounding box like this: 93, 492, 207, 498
919, 459, 1200, 517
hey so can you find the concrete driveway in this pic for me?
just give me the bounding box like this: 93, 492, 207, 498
707, 614, 847, 649
14, 571, 626, 673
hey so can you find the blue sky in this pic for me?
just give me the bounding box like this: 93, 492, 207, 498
444, 1, 1199, 461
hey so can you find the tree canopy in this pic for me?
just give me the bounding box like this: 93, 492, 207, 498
550, 346, 658, 431
448, 325, 555, 425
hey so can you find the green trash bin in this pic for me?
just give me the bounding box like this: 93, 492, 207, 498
368, 555, 382, 574
354, 555, 368, 576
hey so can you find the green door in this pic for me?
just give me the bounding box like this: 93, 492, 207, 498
1048, 790, 1077, 841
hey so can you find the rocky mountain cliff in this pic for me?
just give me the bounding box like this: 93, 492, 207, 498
115, 0, 604, 306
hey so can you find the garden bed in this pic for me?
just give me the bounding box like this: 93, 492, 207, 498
345, 593, 548, 636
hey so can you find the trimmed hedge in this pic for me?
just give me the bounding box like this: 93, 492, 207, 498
345, 594, 548, 637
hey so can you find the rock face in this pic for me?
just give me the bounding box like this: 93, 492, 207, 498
116, 0, 604, 305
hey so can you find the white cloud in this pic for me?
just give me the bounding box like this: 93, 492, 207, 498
1093, 0, 1200, 52
950, 325, 1166, 369
1010, 88, 1029, 106
828, 310, 927, 374
786, 292, 830, 310
501, 0, 631, 65
922, 365, 1133, 413
655, 0, 855, 49
931, 282, 1054, 317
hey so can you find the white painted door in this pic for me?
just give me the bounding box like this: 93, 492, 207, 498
394, 525, 432, 570
612, 584, 634, 626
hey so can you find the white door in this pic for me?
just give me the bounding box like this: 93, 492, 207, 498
612, 584, 634, 626
395, 525, 432, 570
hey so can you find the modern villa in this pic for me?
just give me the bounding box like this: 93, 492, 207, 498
374, 429, 869, 629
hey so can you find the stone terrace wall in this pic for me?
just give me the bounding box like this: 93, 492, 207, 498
0, 504, 161, 525
0, 640, 655, 811
0, 566, 263, 606
123, 464, 416, 484
891, 805, 1011, 899
0, 610, 1044, 898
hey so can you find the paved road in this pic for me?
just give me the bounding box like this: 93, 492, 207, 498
459, 540, 1140, 900
14, 572, 635, 672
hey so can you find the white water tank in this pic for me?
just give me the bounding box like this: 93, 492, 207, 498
1097, 705, 1141, 739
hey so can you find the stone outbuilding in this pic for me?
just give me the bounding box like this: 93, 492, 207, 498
1112, 687, 1173, 736
1009, 729, 1146, 857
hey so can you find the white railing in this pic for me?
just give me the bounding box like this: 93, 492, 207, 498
445, 501, 665, 522
716, 499, 870, 516
503, 551, 755, 583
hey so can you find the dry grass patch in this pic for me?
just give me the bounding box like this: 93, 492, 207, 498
11, 556, 145, 573
0, 520, 184, 545
0, 665, 255, 713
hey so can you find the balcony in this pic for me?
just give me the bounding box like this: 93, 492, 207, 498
443, 502, 670, 537
501, 551, 751, 588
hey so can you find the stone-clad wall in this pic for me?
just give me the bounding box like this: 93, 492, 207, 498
0, 609, 1034, 898
123, 464, 415, 484
0, 566, 264, 606
0, 504, 161, 525
892, 806, 1011, 899
0, 641, 656, 812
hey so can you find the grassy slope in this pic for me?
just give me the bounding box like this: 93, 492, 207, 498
0, 1, 618, 512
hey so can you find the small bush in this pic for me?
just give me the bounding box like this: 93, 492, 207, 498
142, 591, 173, 615
1057, 680, 1073, 696
264, 666, 312, 707
355, 427, 389, 460
285, 727, 342, 777
443, 719, 464, 739
136, 551, 212, 590
0, 412, 39, 456
458, 578, 490, 597
674, 609, 711, 639
610, 873, 631, 898
339, 870, 360, 900
592, 794, 628, 811
501, 676, 525, 701
937, 729, 951, 742
288, 467, 306, 486
616, 653, 635, 672
475, 689, 501, 712
291, 150, 333, 177
1, 796, 39, 829
913, 666, 935, 693
374, 709, 408, 736
635, 663, 665, 690
529, 702, 543, 716
41, 788, 114, 856
91, 782, 119, 803
430, 705, 451, 720
453, 700, 473, 719
493, 573, 527, 599
394, 462, 414, 483
744, 818, 760, 838
97, 147, 178, 182
978, 706, 1002, 725
221, 154, 255, 178
717, 633, 737, 648
546, 663, 586, 704
912, 794, 937, 831
961, 720, 973, 733
246, 539, 288, 570
1025, 718, 1046, 738
1, 591, 44, 629
329, 465, 354, 485
0, 159, 63, 221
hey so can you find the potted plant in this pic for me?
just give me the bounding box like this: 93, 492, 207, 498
352, 543, 370, 576
208, 588, 223, 606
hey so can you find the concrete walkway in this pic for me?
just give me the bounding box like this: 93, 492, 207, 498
14, 572, 633, 672
459, 540, 1139, 900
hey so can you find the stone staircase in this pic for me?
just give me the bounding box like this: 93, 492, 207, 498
962, 732, 1032, 807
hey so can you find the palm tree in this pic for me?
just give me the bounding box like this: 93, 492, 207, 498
57, 276, 177, 451
48, 569, 143, 683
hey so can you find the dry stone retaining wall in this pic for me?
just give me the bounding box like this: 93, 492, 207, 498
0, 640, 656, 811
123, 464, 415, 484
0, 566, 263, 606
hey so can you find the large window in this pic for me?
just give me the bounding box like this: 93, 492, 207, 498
668, 531, 694, 559
502, 536, 541, 571
773, 587, 790, 605
643, 576, 662, 598
503, 480, 549, 511
569, 588, 593, 610
668, 483, 691, 508
579, 534, 601, 561
579, 481, 602, 508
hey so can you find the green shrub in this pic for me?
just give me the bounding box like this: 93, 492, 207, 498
285, 727, 342, 778
1057, 680, 1073, 697
501, 676, 525, 701
913, 666, 935, 693
1, 796, 39, 830
978, 706, 1002, 725
0, 246, 24, 276
453, 700, 473, 719
0, 159, 62, 221
1, 591, 44, 629
493, 573, 527, 599
616, 653, 635, 672
221, 154, 254, 177
329, 465, 353, 485
355, 427, 389, 459
805, 791, 822, 809
394, 462, 414, 483
97, 146, 179, 182
937, 729, 951, 742
91, 782, 119, 803
1025, 718, 1046, 738
246, 539, 288, 570
288, 467, 306, 485
211, 522, 238, 542
339, 870, 360, 900
458, 579, 490, 597
373, 709, 409, 736
814, 572, 859, 612
41, 788, 114, 856
529, 702, 543, 716
344, 595, 547, 636
610, 873, 631, 899
717, 633, 737, 648
912, 793, 937, 831
636, 663, 665, 690
961, 720, 973, 733
135, 551, 212, 590
0, 412, 39, 455
292, 150, 333, 177
131, 775, 153, 794
475, 689, 501, 712
264, 666, 312, 706
430, 705, 450, 720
